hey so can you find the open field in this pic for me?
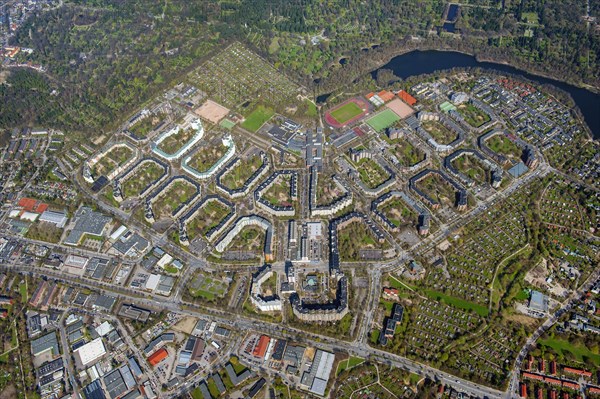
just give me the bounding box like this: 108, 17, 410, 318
451, 154, 490, 184
458, 103, 490, 128
262, 175, 293, 206
187, 273, 229, 303
220, 155, 264, 190
186, 200, 231, 240
538, 338, 600, 366
121, 162, 165, 198
379, 198, 416, 228
154, 181, 196, 218
486, 134, 522, 160
365, 109, 400, 132
188, 143, 227, 173
91, 146, 134, 177
330, 102, 364, 125
158, 127, 197, 154
390, 139, 425, 167
355, 158, 390, 189
422, 120, 457, 144
226, 226, 265, 253
129, 112, 167, 138
241, 105, 275, 132
423, 289, 489, 317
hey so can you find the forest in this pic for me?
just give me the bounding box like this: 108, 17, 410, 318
0, 0, 598, 133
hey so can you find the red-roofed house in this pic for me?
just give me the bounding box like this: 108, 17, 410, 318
536, 387, 543, 399
383, 288, 399, 300
550, 360, 557, 375
550, 390, 557, 399
563, 381, 579, 390
564, 367, 592, 378
588, 386, 600, 395
520, 383, 527, 398
523, 372, 544, 381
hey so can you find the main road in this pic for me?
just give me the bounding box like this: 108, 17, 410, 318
1, 261, 505, 399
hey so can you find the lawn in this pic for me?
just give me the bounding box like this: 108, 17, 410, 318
122, 161, 165, 198
229, 356, 247, 374
190, 388, 203, 399
365, 109, 401, 132
186, 200, 231, 240
423, 289, 489, 317
158, 126, 198, 154
19, 282, 27, 302
422, 120, 457, 144
337, 356, 364, 375
370, 330, 380, 344
379, 198, 416, 228
452, 154, 489, 184
219, 118, 236, 130
220, 155, 264, 190
241, 105, 275, 132
330, 102, 363, 124
538, 338, 600, 365
188, 144, 227, 173
129, 112, 166, 138
458, 103, 490, 128
355, 158, 390, 189
154, 181, 196, 218
486, 135, 522, 159
390, 140, 425, 167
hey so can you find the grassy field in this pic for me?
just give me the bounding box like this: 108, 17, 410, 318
356, 158, 389, 189
458, 103, 490, 128
154, 181, 196, 218
379, 198, 416, 227
366, 109, 400, 132
188, 144, 227, 173
220, 155, 263, 190
422, 120, 457, 144
423, 289, 489, 317
390, 140, 425, 167
452, 154, 489, 184
158, 126, 197, 154
330, 101, 364, 124
486, 135, 522, 159
262, 175, 292, 206
241, 105, 275, 132
219, 118, 236, 130
186, 200, 231, 240
538, 338, 600, 365
337, 356, 364, 375
122, 161, 164, 198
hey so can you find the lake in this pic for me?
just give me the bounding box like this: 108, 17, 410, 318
371, 50, 600, 139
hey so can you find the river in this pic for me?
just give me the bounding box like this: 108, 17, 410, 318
319, 50, 600, 139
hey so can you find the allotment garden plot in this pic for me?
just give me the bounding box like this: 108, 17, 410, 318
426, 204, 528, 305
539, 180, 595, 233
188, 42, 301, 109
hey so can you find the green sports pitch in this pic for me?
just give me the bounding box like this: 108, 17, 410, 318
330, 102, 364, 124
366, 109, 401, 132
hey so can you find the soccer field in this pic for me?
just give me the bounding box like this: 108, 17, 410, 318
330, 102, 364, 124
366, 109, 401, 132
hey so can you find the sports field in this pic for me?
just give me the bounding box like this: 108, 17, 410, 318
366, 109, 400, 132
325, 97, 369, 128
330, 102, 363, 124
241, 105, 274, 132
219, 118, 236, 130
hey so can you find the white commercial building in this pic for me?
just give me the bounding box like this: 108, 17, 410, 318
74, 338, 106, 367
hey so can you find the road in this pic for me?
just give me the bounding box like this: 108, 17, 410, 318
1, 261, 505, 399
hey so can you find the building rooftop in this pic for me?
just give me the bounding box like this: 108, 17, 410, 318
64, 206, 112, 246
